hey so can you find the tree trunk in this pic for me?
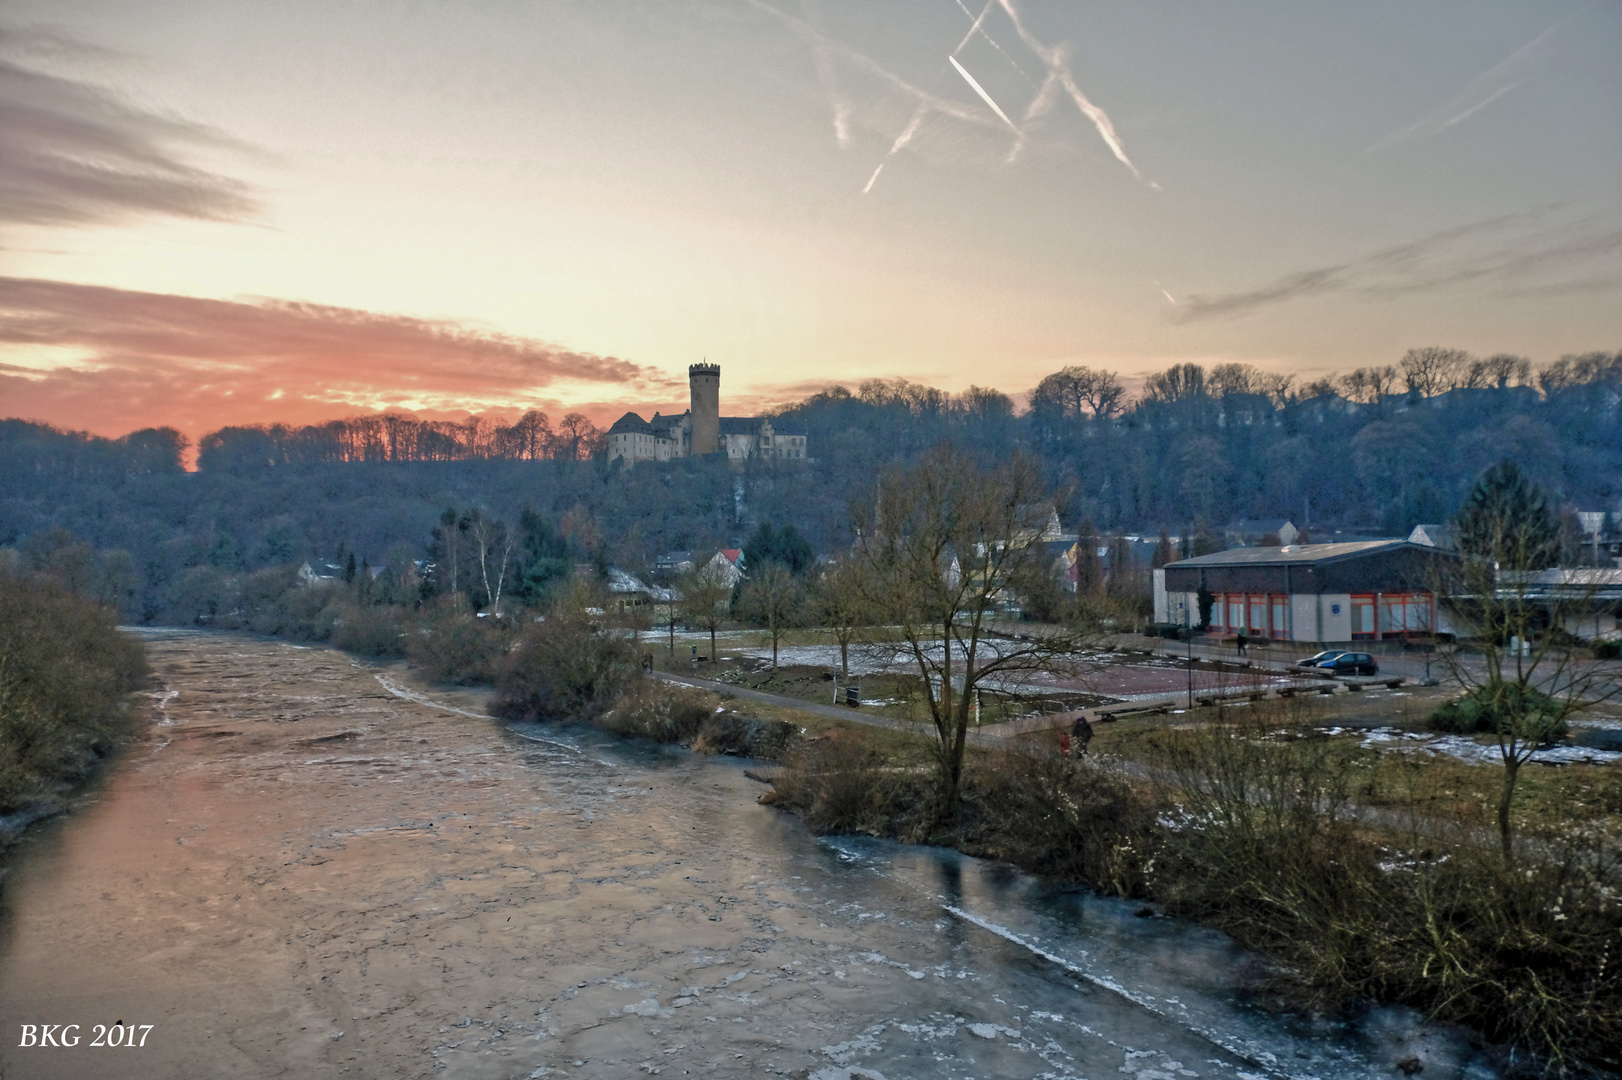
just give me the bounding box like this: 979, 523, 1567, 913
709, 625, 717, 664
1497, 757, 1519, 859
771, 627, 779, 670
840, 638, 849, 678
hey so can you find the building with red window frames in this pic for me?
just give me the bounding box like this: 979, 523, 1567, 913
1153, 540, 1458, 645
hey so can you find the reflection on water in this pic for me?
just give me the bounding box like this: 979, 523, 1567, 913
0, 632, 1497, 1079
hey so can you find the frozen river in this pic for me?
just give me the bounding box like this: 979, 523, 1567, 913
0, 631, 1495, 1078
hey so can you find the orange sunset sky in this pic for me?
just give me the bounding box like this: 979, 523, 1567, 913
2, 1, 1619, 443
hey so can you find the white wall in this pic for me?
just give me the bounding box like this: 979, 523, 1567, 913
1290, 594, 1318, 642
1320, 594, 1353, 642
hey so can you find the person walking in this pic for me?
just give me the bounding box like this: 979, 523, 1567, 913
1070, 715, 1094, 755
1235, 630, 1248, 657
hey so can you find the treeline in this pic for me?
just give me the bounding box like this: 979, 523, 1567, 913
196, 410, 606, 470
2, 347, 1618, 624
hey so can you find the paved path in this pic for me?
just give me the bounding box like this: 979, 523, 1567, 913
652, 670, 1003, 745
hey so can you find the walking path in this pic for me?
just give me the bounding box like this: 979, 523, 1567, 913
652, 670, 1003, 745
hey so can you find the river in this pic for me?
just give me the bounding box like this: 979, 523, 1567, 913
0, 631, 1497, 1079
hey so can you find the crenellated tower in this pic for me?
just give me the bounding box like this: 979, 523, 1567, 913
689, 362, 719, 455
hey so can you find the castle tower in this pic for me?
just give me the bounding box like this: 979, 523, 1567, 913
689, 362, 719, 455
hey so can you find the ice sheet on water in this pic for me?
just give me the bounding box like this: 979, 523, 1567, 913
819, 835, 1497, 1079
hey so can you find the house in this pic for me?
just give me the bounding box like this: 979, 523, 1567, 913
1407, 523, 1456, 550
702, 549, 745, 588
655, 551, 695, 575
1225, 519, 1300, 547
1037, 539, 1079, 593
1154, 540, 1458, 643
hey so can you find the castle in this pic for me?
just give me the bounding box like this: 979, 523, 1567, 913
606, 364, 808, 468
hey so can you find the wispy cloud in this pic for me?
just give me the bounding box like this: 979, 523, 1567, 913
1176, 211, 1622, 321
1369, 4, 1595, 152
0, 277, 670, 437
0, 26, 259, 227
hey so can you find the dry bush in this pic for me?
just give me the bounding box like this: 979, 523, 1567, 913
959, 740, 1157, 897
691, 713, 796, 758
770, 732, 935, 838
0, 575, 148, 815
408, 597, 515, 684
490, 603, 634, 720
328, 602, 408, 657
596, 681, 712, 743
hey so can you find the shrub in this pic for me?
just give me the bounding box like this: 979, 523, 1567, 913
1429, 684, 1567, 741
407, 597, 513, 684
770, 732, 935, 838
1593, 639, 1621, 660
329, 602, 408, 658
596, 682, 712, 742
0, 576, 148, 815
691, 713, 796, 758
490, 607, 635, 721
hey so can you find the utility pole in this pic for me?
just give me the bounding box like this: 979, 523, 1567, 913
1185, 599, 1194, 709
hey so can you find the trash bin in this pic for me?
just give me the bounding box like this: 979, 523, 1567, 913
845, 685, 860, 707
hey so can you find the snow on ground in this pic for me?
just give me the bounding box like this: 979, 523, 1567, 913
1327, 726, 1622, 766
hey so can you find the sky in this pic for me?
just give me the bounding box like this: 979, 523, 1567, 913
2, 0, 1619, 443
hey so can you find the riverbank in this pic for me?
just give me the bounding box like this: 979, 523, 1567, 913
0, 576, 149, 857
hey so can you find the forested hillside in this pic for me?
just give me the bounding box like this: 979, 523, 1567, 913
3, 349, 1618, 622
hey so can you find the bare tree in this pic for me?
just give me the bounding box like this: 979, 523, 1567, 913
1439, 461, 1621, 856
1030, 366, 1126, 420
853, 447, 1094, 814
1207, 362, 1259, 397
1400, 347, 1470, 398
677, 564, 732, 662
1142, 363, 1206, 405
469, 513, 515, 616
811, 559, 870, 677
739, 563, 803, 670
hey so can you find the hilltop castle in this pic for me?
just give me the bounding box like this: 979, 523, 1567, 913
606, 364, 808, 468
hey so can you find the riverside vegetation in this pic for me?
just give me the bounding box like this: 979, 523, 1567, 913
0, 566, 149, 837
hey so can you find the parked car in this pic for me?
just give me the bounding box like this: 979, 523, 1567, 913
1291, 650, 1345, 672
1321, 652, 1379, 677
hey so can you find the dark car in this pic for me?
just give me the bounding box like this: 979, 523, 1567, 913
1321, 652, 1379, 677
1291, 650, 1345, 672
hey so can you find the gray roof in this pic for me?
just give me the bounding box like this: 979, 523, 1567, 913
1170, 540, 1408, 567
608, 411, 652, 435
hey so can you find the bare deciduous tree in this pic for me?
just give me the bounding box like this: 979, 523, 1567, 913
853, 447, 1094, 814
676, 563, 732, 662
739, 562, 802, 670
1400, 346, 1471, 398
812, 559, 869, 677
1030, 366, 1126, 420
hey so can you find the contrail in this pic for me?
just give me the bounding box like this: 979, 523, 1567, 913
948, 55, 1019, 131
1369, 4, 1596, 151
951, 0, 1038, 87
1157, 283, 1177, 305
746, 0, 1000, 129
863, 104, 927, 194
994, 0, 1144, 181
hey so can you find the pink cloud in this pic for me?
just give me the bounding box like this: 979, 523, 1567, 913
0, 276, 677, 441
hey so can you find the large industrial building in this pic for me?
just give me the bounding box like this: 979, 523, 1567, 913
606, 363, 808, 468
1153, 540, 1458, 644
